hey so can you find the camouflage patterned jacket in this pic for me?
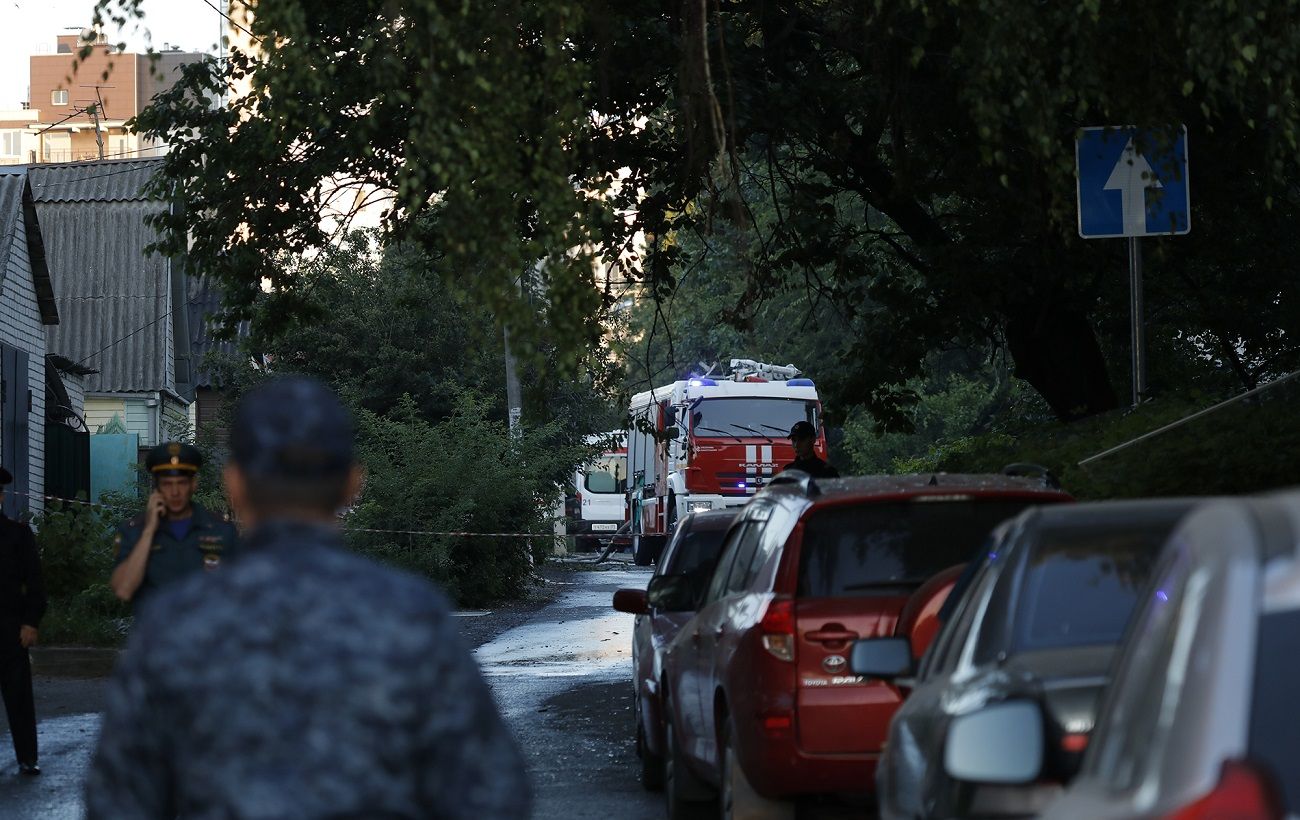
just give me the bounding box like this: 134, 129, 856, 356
85, 519, 531, 819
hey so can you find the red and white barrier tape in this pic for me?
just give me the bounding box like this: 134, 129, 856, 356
15, 489, 561, 539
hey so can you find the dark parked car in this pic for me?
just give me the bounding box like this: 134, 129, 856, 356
658, 471, 1072, 820
612, 510, 738, 789
1030, 492, 1300, 820
854, 498, 1201, 820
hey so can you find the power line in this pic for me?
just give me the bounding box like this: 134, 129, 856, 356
195, 0, 261, 43
29, 160, 158, 189
36, 106, 94, 135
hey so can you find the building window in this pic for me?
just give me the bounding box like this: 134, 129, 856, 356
51, 89, 68, 106
1, 131, 20, 157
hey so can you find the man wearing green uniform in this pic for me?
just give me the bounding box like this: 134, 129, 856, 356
109, 442, 239, 609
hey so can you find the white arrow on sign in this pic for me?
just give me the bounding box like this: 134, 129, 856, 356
1103, 137, 1162, 236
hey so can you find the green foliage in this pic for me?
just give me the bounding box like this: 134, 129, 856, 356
97, 0, 613, 374
38, 586, 129, 647
841, 367, 1038, 473
32, 501, 130, 647
33, 501, 117, 600
897, 383, 1300, 499
248, 237, 507, 420
346, 395, 586, 607
186, 240, 610, 606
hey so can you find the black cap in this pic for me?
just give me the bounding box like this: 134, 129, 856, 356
788, 421, 817, 441
229, 376, 354, 479
146, 442, 203, 477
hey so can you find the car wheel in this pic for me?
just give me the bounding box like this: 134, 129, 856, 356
719, 716, 796, 820
634, 535, 655, 566
635, 693, 665, 791
665, 710, 716, 820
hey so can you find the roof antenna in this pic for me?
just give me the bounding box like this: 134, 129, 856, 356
928, 474, 939, 486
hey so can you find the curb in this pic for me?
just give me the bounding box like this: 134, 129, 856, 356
29, 647, 119, 678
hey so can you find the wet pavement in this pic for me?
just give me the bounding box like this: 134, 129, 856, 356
478, 565, 662, 820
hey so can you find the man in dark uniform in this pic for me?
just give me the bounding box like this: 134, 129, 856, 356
85, 376, 531, 818
0, 466, 46, 776
109, 442, 239, 608
782, 420, 841, 478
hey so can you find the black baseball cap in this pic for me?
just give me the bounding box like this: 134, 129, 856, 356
788, 421, 817, 441
229, 376, 355, 478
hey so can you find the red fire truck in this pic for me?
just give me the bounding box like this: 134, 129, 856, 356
625, 360, 828, 558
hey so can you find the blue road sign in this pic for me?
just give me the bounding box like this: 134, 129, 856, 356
1076, 126, 1190, 238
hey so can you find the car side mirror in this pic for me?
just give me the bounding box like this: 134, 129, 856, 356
612, 588, 649, 616
944, 701, 1044, 784
850, 637, 915, 679
646, 574, 696, 612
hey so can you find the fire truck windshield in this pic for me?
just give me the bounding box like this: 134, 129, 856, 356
689, 398, 817, 440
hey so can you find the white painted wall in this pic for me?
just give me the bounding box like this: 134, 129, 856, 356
85, 395, 127, 435
85, 392, 190, 446
1, 209, 47, 514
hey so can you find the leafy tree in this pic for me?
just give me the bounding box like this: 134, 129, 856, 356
95, 0, 1300, 424
247, 236, 508, 421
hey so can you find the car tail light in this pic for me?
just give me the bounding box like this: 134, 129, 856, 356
760, 597, 796, 662
1061, 733, 1089, 753
762, 713, 793, 736
1162, 760, 1283, 820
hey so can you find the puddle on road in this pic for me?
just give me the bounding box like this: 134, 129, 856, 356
475, 568, 648, 680
0, 712, 100, 820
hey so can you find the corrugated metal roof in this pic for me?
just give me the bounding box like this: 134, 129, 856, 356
38, 199, 174, 393
0, 168, 59, 325
0, 172, 24, 272
27, 158, 164, 204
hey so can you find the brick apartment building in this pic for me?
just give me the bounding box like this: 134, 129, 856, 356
0, 32, 204, 165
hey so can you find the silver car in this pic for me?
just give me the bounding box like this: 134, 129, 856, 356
949, 493, 1300, 819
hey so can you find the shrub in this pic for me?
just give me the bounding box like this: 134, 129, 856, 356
33, 501, 117, 599
345, 394, 587, 607
31, 501, 130, 646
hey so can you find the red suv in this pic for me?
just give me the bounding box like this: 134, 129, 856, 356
653, 471, 1072, 819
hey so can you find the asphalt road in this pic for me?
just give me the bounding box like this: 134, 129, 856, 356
0, 562, 867, 819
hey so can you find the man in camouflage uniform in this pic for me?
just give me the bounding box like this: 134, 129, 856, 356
109, 442, 239, 609
85, 377, 531, 819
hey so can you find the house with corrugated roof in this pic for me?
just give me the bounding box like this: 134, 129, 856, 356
0, 167, 72, 516
27, 158, 196, 482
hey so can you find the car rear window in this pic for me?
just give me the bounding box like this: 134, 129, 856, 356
1248, 608, 1300, 812
797, 499, 1038, 598
1010, 524, 1165, 652
665, 523, 731, 577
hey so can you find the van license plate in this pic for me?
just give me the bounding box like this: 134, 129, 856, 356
590, 524, 619, 532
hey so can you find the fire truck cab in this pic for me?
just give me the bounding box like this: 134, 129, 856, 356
625, 360, 828, 558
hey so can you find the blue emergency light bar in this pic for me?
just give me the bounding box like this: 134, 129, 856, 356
688, 377, 718, 387
787, 378, 815, 387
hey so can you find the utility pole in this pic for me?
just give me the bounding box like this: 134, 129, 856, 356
504, 326, 522, 437
81, 85, 113, 160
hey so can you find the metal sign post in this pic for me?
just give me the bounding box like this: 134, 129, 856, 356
1128, 237, 1146, 405
1077, 126, 1190, 407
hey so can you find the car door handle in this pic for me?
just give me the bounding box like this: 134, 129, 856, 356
806, 629, 859, 644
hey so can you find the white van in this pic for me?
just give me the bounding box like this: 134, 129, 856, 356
567, 441, 627, 552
